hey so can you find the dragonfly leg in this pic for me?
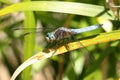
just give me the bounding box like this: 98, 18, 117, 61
51, 38, 71, 56
60, 38, 76, 66
62, 38, 71, 51
43, 42, 57, 56
50, 41, 60, 56
44, 40, 62, 56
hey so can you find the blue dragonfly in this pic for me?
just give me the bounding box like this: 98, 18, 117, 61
14, 24, 103, 43
14, 24, 103, 53
45, 24, 103, 42
14, 24, 103, 63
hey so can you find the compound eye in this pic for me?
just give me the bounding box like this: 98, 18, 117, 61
50, 34, 55, 41
46, 33, 55, 42
46, 34, 49, 37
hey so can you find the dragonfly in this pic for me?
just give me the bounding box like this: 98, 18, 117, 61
14, 24, 103, 42
14, 23, 103, 56
45, 24, 103, 42
13, 24, 103, 78
43, 24, 103, 65
14, 24, 103, 49
15, 24, 102, 55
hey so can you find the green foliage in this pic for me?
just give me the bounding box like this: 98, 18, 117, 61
0, 0, 120, 80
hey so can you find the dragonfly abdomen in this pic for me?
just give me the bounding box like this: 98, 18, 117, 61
70, 24, 103, 34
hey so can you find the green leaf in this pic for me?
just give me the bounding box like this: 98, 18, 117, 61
0, 1, 114, 19
21, 1, 36, 80
10, 29, 120, 80
22, 11, 36, 80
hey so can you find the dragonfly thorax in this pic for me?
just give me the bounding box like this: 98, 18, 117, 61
46, 32, 55, 42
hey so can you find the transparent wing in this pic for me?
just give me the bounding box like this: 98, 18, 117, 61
12, 27, 56, 37
69, 35, 95, 76
70, 35, 95, 63
68, 24, 102, 67
68, 25, 102, 67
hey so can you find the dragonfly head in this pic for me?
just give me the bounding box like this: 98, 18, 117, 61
46, 32, 55, 42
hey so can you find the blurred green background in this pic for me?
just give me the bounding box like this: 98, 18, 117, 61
0, 0, 120, 80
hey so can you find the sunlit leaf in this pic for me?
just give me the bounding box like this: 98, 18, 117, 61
10, 29, 120, 80
0, 1, 114, 19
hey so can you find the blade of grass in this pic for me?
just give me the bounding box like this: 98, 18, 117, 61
22, 1, 36, 80
22, 12, 36, 80
22, 0, 36, 79
0, 1, 114, 19
10, 29, 120, 80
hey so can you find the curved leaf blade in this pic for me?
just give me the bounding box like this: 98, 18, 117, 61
10, 29, 120, 80
0, 1, 114, 19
